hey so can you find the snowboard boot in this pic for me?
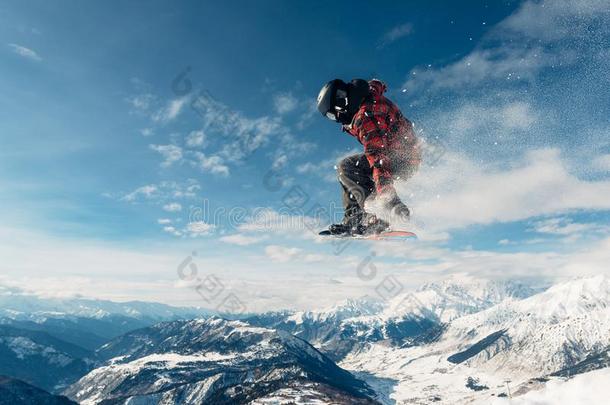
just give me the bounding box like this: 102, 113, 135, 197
324, 223, 357, 235
362, 215, 390, 235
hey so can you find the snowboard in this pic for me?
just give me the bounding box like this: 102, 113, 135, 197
319, 229, 417, 240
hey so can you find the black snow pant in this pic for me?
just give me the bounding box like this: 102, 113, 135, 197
337, 153, 413, 226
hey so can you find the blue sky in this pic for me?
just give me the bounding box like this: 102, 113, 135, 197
1, 1, 609, 311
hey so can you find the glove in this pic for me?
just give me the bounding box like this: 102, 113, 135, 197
386, 196, 410, 220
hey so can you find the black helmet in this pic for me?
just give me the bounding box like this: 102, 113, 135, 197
317, 79, 370, 125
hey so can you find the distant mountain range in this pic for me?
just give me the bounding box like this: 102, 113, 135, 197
0, 284, 213, 352
0, 375, 76, 405
0, 275, 608, 404
246, 276, 539, 361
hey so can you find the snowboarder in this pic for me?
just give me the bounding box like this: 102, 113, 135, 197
316, 79, 420, 236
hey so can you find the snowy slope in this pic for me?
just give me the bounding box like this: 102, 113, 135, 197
491, 367, 610, 405
340, 276, 610, 404
247, 276, 537, 360
382, 273, 538, 323
443, 275, 610, 375
0, 325, 95, 393
65, 317, 378, 404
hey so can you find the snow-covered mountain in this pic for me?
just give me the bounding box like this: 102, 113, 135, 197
383, 274, 539, 323
340, 276, 610, 404
0, 325, 95, 393
1, 275, 607, 404
0, 284, 215, 351
443, 275, 610, 376
65, 317, 378, 404
247, 276, 539, 360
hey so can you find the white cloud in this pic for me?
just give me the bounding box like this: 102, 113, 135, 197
498, 0, 610, 42
379, 23, 413, 47
273, 92, 298, 114
296, 148, 360, 183
264, 245, 302, 263
500, 102, 538, 129
186, 221, 214, 236
296, 100, 318, 130
185, 130, 206, 147
592, 154, 610, 171
127, 94, 156, 112
8, 43, 42, 61
191, 151, 230, 177
152, 96, 189, 123
121, 185, 158, 202
219, 234, 266, 246
140, 128, 154, 137
120, 180, 200, 203
403, 0, 609, 95
238, 209, 323, 238
163, 202, 182, 212
171, 182, 200, 199
399, 148, 610, 233
190, 91, 281, 162
272, 153, 288, 170
404, 46, 558, 93
150, 144, 183, 167
162, 225, 182, 236
0, 225, 608, 312
157, 218, 172, 225
530, 217, 607, 236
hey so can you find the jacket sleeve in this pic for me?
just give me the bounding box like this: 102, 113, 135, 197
357, 110, 395, 194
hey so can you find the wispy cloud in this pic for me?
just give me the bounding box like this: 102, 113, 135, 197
529, 217, 608, 237
126, 93, 156, 112
592, 154, 610, 171
190, 151, 230, 177
149, 144, 183, 167
152, 96, 189, 123
162, 225, 182, 236
296, 148, 360, 183
404, 46, 558, 94
162, 202, 182, 212
185, 130, 206, 147
379, 23, 413, 47
273, 92, 298, 114
402, 0, 610, 94
8, 43, 42, 61
219, 234, 265, 246
264, 245, 302, 263
498, 0, 610, 41
121, 184, 158, 202
398, 148, 610, 234
119, 180, 200, 204
190, 91, 281, 162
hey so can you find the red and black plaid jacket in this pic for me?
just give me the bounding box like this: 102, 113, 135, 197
344, 79, 420, 194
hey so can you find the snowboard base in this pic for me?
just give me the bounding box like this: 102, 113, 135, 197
319, 229, 417, 240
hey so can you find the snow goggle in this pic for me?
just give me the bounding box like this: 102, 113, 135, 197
325, 90, 349, 122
